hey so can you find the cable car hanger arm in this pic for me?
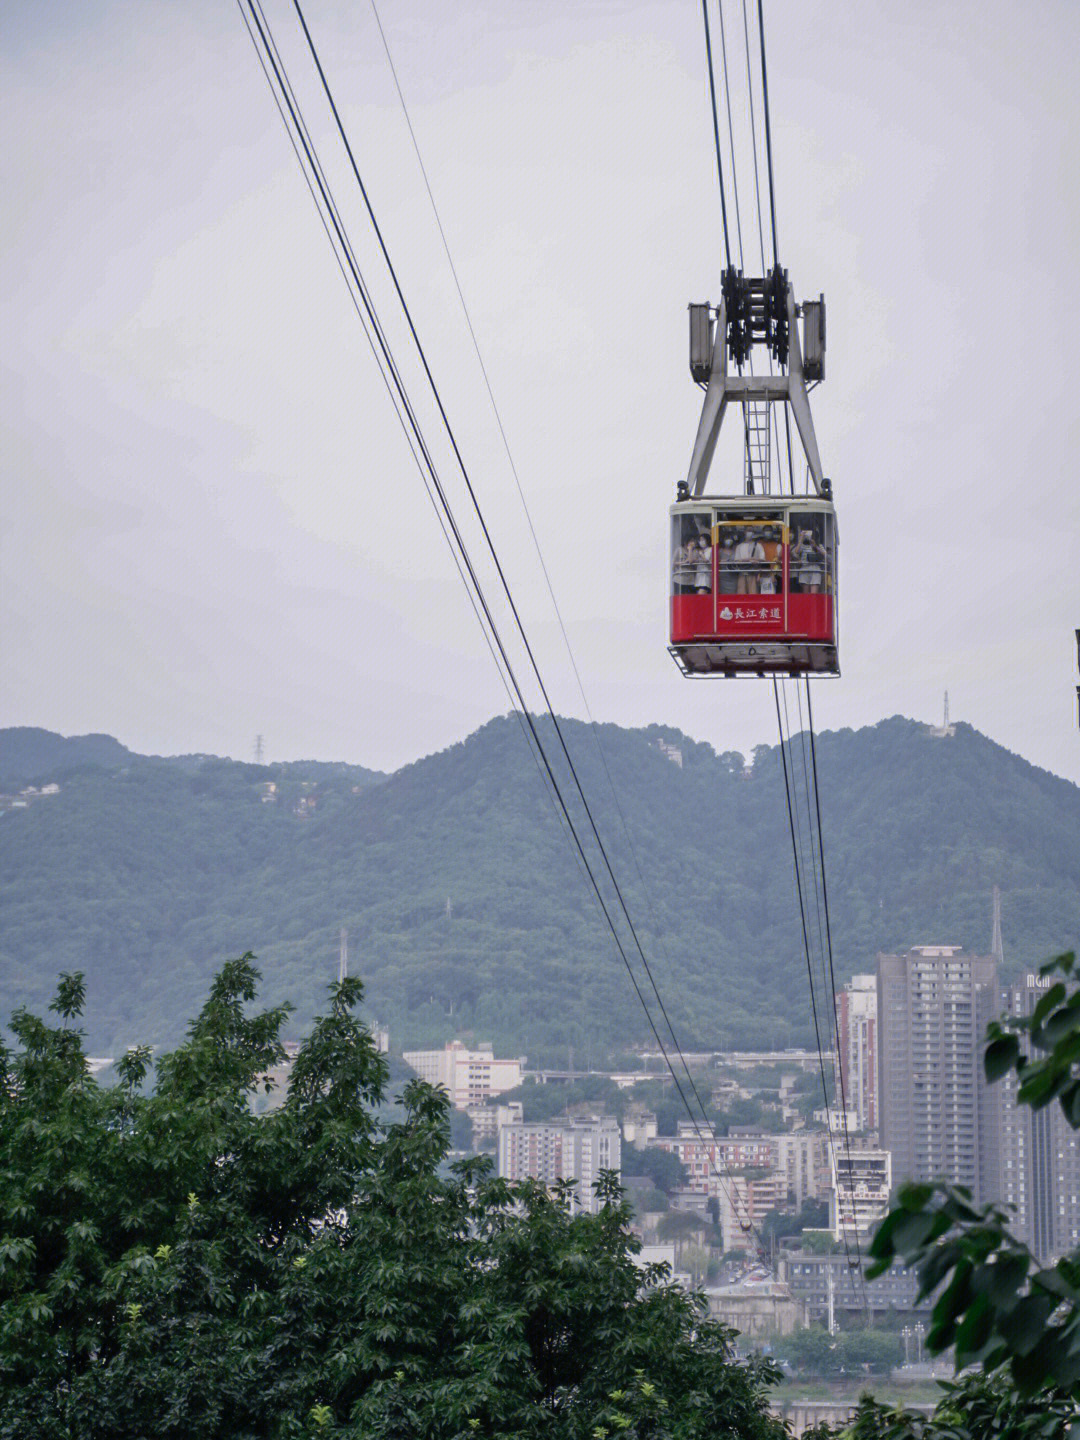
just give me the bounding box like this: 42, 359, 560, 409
685, 271, 827, 497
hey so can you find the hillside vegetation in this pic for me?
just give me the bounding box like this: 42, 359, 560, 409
1, 717, 1077, 1062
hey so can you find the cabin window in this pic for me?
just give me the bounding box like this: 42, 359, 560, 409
671, 513, 713, 595
715, 516, 785, 596
789, 510, 833, 594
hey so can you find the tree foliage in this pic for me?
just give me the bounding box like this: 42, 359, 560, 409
774, 1325, 902, 1378
621, 1145, 688, 1197
0, 959, 786, 1439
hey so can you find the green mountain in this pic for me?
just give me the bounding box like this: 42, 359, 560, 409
0, 727, 134, 785
1, 716, 1077, 1063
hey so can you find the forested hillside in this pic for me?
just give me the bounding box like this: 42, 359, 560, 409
1, 717, 1077, 1062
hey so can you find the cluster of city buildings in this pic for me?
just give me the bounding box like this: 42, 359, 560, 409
400, 941, 1080, 1330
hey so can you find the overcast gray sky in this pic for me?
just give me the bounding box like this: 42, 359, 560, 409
3, 0, 1078, 783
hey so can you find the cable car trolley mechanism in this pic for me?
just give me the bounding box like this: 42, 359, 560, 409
670, 266, 838, 678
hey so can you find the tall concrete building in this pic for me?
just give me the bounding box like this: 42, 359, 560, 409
1000, 973, 1080, 1262
497, 1115, 621, 1214
836, 973, 879, 1132
877, 946, 1000, 1203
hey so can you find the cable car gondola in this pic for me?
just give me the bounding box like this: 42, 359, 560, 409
669, 268, 838, 677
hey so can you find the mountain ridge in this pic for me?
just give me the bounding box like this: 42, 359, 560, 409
1, 715, 1076, 1062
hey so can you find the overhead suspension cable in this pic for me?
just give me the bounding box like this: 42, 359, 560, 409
244, 0, 763, 1246
771, 684, 834, 1150
806, 682, 868, 1285
774, 685, 868, 1303
701, 0, 732, 268
237, 3, 553, 808
698, 0, 857, 1256
244, 0, 680, 1129
292, 0, 765, 1239
755, 0, 780, 268
365, 0, 769, 1239
718, 0, 867, 1301
242, 0, 575, 821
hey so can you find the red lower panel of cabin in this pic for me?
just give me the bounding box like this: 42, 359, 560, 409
671, 593, 834, 645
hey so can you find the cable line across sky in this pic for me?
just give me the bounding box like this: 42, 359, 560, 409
237, 0, 871, 1280
239, 0, 770, 1248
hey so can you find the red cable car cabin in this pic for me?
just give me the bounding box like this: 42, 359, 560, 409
669, 495, 838, 676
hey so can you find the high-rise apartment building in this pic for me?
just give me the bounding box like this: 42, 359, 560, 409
836, 974, 878, 1132
1000, 973, 1080, 1263
877, 946, 1000, 1203
497, 1115, 621, 1214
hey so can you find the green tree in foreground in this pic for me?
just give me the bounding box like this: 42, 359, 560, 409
809, 952, 1080, 1440
0, 956, 784, 1439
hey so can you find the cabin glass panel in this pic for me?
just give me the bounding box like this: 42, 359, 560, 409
789, 510, 834, 595
671, 512, 713, 596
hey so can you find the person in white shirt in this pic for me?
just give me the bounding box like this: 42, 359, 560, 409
733, 532, 765, 593
672, 535, 696, 595
693, 533, 712, 593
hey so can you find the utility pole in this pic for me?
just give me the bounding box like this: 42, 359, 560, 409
943, 690, 949, 729
826, 1265, 836, 1335
991, 886, 1004, 967
254, 734, 265, 765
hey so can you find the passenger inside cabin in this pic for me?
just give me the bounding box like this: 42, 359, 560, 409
692, 533, 712, 593
672, 532, 696, 595
734, 529, 765, 594
717, 532, 738, 593
792, 526, 825, 593
758, 526, 782, 595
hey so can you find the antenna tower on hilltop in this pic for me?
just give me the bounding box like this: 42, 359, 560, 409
255, 734, 265, 765
943, 691, 949, 729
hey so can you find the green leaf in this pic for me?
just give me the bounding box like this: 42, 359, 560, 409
984, 1034, 1021, 1082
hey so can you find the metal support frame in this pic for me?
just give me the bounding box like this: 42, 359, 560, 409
686, 282, 825, 497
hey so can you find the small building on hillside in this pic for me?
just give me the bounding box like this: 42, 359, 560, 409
402, 1040, 524, 1109
497, 1114, 620, 1215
